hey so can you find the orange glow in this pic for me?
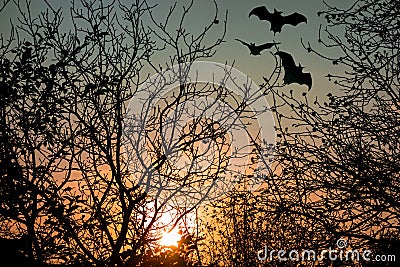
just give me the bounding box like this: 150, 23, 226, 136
159, 228, 181, 247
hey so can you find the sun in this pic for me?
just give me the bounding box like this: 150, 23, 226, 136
159, 228, 182, 247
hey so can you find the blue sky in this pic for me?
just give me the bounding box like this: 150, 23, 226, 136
142, 0, 351, 90
0, 0, 353, 97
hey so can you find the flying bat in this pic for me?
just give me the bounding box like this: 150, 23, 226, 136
235, 39, 280, 55
275, 51, 312, 90
249, 6, 307, 34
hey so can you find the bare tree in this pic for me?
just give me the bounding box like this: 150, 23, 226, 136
0, 0, 275, 266
260, 0, 400, 264
195, 1, 400, 267
0, 4, 78, 264
0, 0, 228, 266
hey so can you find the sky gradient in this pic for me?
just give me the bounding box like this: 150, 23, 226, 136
0, 0, 353, 98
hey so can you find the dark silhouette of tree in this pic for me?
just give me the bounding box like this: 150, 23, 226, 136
195, 1, 400, 267
5, 0, 399, 266
0, 0, 234, 266
0, 26, 77, 265
0, 0, 275, 266
137, 230, 199, 267
260, 0, 400, 266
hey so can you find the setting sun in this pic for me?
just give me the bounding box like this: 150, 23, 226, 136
159, 228, 182, 247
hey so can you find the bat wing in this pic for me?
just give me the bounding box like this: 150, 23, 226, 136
249, 6, 272, 21
283, 12, 307, 26
276, 51, 297, 71
257, 42, 280, 52
235, 38, 251, 49
276, 51, 312, 90
299, 72, 312, 90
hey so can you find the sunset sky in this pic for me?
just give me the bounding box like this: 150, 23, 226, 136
2, 0, 400, 266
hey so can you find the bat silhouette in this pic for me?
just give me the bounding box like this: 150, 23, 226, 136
249, 6, 307, 34
235, 39, 279, 55
275, 51, 312, 90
